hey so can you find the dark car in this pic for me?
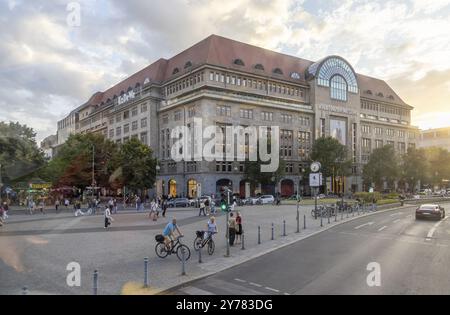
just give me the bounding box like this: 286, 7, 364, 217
415, 204, 445, 220
167, 198, 190, 208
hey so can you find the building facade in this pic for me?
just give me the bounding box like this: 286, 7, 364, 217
419, 127, 450, 152
56, 35, 419, 197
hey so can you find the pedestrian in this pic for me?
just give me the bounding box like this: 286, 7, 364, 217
210, 200, 216, 214
136, 196, 141, 211
2, 201, 9, 220
228, 212, 237, 246
235, 212, 243, 244
113, 198, 118, 214
28, 199, 34, 215
0, 205, 4, 227
205, 198, 210, 216
149, 199, 158, 221
199, 200, 206, 216
104, 206, 114, 228
64, 198, 70, 208
162, 199, 168, 218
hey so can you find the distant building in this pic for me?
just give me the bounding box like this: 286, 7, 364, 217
40, 135, 57, 159
419, 127, 450, 152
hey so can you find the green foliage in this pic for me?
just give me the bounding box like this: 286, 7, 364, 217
423, 147, 450, 187
400, 147, 427, 192
354, 192, 381, 203
363, 145, 399, 190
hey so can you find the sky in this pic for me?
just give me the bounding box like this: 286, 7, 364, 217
1, 0, 450, 144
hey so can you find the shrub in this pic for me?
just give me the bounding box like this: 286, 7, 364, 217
354, 192, 381, 203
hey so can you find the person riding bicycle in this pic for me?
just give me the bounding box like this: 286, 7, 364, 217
205, 216, 218, 240
162, 218, 183, 251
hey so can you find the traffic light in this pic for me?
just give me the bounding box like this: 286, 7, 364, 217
220, 199, 229, 212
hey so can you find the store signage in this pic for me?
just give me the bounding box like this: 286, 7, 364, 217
318, 104, 356, 116
118, 90, 136, 105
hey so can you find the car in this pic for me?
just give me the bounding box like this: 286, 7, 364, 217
415, 204, 445, 220
167, 198, 190, 208
257, 195, 275, 205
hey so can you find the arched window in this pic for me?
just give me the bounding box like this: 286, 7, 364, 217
290, 72, 301, 80
172, 68, 180, 75
127, 86, 133, 92
233, 59, 245, 66
254, 64, 265, 71
273, 68, 283, 75
330, 75, 348, 101
184, 61, 192, 69
365, 90, 372, 95
377, 92, 384, 97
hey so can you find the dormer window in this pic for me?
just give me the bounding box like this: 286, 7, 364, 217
290, 72, 301, 80
172, 68, 180, 75
135, 83, 141, 89
127, 86, 133, 92
233, 59, 245, 66
377, 92, 384, 97
388, 95, 395, 100
184, 61, 192, 69
254, 64, 265, 71
365, 90, 372, 95
273, 68, 283, 75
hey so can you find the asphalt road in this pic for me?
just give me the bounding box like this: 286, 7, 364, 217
171, 203, 450, 295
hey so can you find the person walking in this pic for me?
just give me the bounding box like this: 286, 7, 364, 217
162, 198, 168, 218
104, 206, 114, 228
199, 200, 206, 216
0, 205, 4, 227
149, 199, 158, 221
235, 212, 243, 244
228, 212, 237, 246
39, 199, 45, 215
113, 198, 118, 214
2, 201, 9, 220
205, 198, 211, 216
210, 199, 216, 214
55, 199, 60, 213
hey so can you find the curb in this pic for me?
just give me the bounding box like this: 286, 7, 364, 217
155, 203, 416, 295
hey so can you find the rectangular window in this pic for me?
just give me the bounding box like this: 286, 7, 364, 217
398, 130, 405, 138
361, 125, 371, 134
298, 131, 311, 161
188, 107, 196, 118
132, 121, 138, 131
281, 114, 293, 124
375, 140, 383, 148
216, 105, 231, 117
261, 111, 273, 122
140, 132, 148, 145
131, 107, 138, 117
124, 124, 130, 134
320, 119, 326, 137
162, 115, 168, 124
174, 111, 182, 121
116, 114, 122, 123
116, 127, 121, 136
374, 127, 382, 135
240, 109, 254, 119
387, 129, 395, 137
209, 72, 214, 81
123, 111, 130, 120
109, 129, 114, 138
141, 118, 147, 128
141, 104, 148, 113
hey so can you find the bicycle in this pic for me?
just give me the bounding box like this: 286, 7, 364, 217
193, 231, 216, 255
155, 235, 191, 261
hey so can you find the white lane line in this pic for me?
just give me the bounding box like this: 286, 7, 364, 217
354, 222, 374, 230
182, 286, 215, 295
393, 219, 401, 223
249, 282, 262, 288
426, 217, 449, 240
378, 226, 388, 232
390, 212, 403, 217
284, 293, 291, 295
235, 278, 246, 283
265, 287, 280, 293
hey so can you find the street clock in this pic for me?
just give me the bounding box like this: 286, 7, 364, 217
311, 162, 321, 173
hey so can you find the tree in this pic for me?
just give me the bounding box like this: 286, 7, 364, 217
40, 133, 118, 189
423, 147, 450, 188
400, 147, 428, 192
363, 145, 400, 191
116, 138, 157, 193
310, 137, 352, 191
0, 121, 45, 184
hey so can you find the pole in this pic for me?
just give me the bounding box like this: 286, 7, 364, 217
181, 248, 186, 276
92, 145, 95, 200
271, 223, 274, 240
144, 258, 149, 287
241, 233, 245, 250
258, 226, 261, 244
296, 208, 300, 233
198, 245, 202, 263
304, 214, 306, 230
314, 187, 318, 220
225, 189, 230, 257
93, 270, 98, 295
283, 220, 286, 236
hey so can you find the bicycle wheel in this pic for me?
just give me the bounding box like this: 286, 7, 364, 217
207, 239, 215, 255
176, 244, 191, 261
155, 243, 169, 258
193, 237, 202, 251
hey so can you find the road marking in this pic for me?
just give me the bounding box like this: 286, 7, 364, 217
390, 212, 403, 217
284, 292, 291, 295
181, 286, 214, 295
249, 282, 262, 288
393, 219, 401, 223
426, 217, 449, 240
265, 287, 280, 293
354, 222, 374, 230
235, 278, 246, 283
378, 226, 388, 232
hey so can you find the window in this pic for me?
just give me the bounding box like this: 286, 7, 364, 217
216, 162, 232, 172
398, 130, 405, 138
398, 142, 406, 154
362, 138, 371, 150
109, 117, 114, 125
290, 72, 301, 80
408, 131, 416, 139
132, 121, 138, 131
131, 107, 138, 117
361, 125, 371, 134
140, 132, 148, 145
116, 127, 122, 136
124, 124, 130, 134
141, 104, 148, 113
254, 64, 265, 71
109, 129, 114, 138
141, 118, 147, 128
216, 105, 231, 117
261, 111, 273, 122
285, 163, 294, 173
320, 119, 326, 137
281, 114, 293, 124
174, 111, 182, 121
123, 110, 130, 120
234, 59, 245, 66
209, 72, 214, 81
330, 75, 348, 101
299, 116, 311, 127
375, 127, 383, 136
116, 114, 122, 123
184, 61, 192, 69
173, 68, 180, 75
387, 129, 395, 137
375, 140, 383, 148
298, 131, 311, 161
387, 140, 395, 146
240, 109, 253, 119
273, 68, 283, 75
280, 130, 293, 158
188, 107, 196, 118
162, 115, 168, 124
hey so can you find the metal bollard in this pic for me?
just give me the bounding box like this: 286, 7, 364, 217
241, 233, 245, 250
181, 248, 186, 276
283, 220, 286, 236
335, 209, 337, 222
258, 226, 261, 244
347, 208, 349, 218
328, 211, 331, 224
320, 214, 323, 227
22, 287, 28, 295
144, 257, 149, 287
296, 210, 300, 233
271, 223, 274, 240
304, 214, 306, 230
341, 208, 344, 220
198, 246, 202, 264
93, 270, 98, 295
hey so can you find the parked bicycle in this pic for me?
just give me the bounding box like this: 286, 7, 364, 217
155, 235, 191, 261
193, 231, 216, 255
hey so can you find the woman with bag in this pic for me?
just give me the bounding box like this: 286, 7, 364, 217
235, 212, 243, 244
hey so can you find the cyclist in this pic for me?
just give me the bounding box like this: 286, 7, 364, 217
205, 216, 218, 241
163, 218, 183, 251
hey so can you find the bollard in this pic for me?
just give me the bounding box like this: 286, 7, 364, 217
271, 223, 274, 240
241, 233, 245, 250
93, 270, 98, 295
296, 210, 300, 233
347, 208, 349, 218
144, 257, 149, 288
181, 248, 186, 276
328, 210, 331, 224
341, 208, 344, 220
258, 226, 261, 244
335, 209, 337, 222
198, 245, 203, 264
283, 220, 286, 236
22, 287, 28, 295
304, 214, 306, 230
320, 214, 323, 227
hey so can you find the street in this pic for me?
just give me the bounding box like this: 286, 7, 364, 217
171, 202, 450, 295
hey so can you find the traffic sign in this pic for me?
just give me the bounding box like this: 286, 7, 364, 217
310, 173, 323, 187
